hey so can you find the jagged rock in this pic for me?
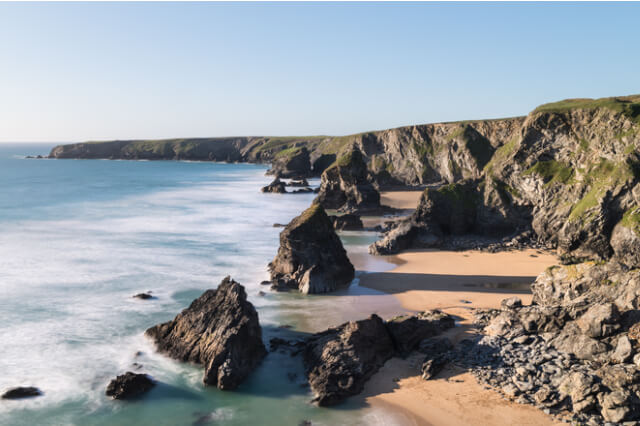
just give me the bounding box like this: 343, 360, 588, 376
385, 310, 455, 355
105, 372, 155, 400
261, 178, 287, 193
330, 214, 364, 231
315, 148, 380, 212
145, 277, 266, 389
611, 335, 633, 363
267, 147, 311, 178
1, 387, 42, 399
369, 181, 486, 254
269, 204, 354, 294
303, 315, 394, 406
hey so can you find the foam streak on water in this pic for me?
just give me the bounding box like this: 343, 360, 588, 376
0, 144, 408, 426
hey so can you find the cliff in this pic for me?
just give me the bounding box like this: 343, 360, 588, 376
373, 95, 640, 267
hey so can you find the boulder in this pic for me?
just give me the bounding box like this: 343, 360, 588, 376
330, 214, 364, 231
145, 277, 266, 389
385, 310, 455, 355
575, 303, 620, 339
1, 387, 42, 399
105, 372, 155, 400
303, 315, 394, 406
261, 178, 287, 193
269, 204, 355, 294
133, 292, 153, 300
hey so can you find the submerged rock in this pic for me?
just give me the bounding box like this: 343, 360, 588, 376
145, 277, 266, 389
303, 315, 394, 406
1, 387, 42, 400
269, 204, 354, 294
105, 372, 154, 400
133, 292, 153, 300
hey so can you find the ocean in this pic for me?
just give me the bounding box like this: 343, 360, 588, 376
0, 143, 410, 426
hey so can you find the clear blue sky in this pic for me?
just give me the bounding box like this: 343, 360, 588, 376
1, 2, 639, 142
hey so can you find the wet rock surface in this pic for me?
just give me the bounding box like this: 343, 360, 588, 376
145, 277, 266, 389
269, 204, 354, 294
105, 372, 155, 400
1, 386, 42, 399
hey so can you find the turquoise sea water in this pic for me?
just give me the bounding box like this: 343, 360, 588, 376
0, 144, 410, 426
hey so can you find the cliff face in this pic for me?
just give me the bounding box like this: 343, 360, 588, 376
374, 95, 640, 266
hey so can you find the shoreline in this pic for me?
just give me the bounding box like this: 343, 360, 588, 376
351, 192, 564, 425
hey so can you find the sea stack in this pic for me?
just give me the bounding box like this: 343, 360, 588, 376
145, 277, 267, 390
269, 203, 355, 294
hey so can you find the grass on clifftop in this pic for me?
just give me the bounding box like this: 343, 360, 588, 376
435, 183, 477, 210
534, 95, 640, 123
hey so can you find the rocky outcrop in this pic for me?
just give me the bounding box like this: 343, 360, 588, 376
386, 310, 455, 356
330, 214, 363, 231
261, 178, 287, 193
1, 387, 42, 399
145, 277, 266, 389
267, 147, 312, 178
314, 148, 381, 212
302, 310, 456, 405
452, 261, 640, 424
105, 372, 155, 400
269, 204, 355, 294
303, 315, 395, 406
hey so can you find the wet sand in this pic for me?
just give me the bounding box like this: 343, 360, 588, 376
354, 191, 564, 425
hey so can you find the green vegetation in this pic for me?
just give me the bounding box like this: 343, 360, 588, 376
620, 207, 640, 235
274, 146, 302, 159
483, 137, 519, 175
436, 183, 477, 210
579, 138, 590, 151
491, 178, 520, 204
412, 140, 434, 159
568, 158, 637, 222
523, 160, 575, 187
534, 95, 640, 124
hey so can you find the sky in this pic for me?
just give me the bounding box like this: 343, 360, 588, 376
0, 2, 639, 143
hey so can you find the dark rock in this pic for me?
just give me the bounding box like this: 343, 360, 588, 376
385, 310, 455, 356
133, 292, 153, 300
330, 214, 364, 231
145, 277, 266, 389
261, 178, 287, 194
269, 204, 354, 294
105, 372, 154, 400
501, 297, 522, 310
303, 314, 394, 406
273, 223, 286, 228
1, 387, 42, 399
267, 147, 312, 178
315, 148, 381, 212
419, 337, 454, 380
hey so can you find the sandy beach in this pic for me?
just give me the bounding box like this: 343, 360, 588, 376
355, 191, 564, 426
